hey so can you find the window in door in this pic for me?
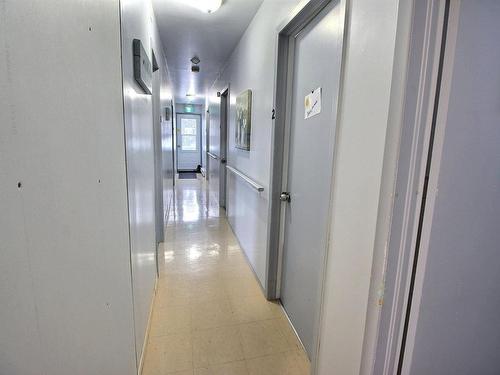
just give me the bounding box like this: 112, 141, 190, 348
181, 118, 198, 151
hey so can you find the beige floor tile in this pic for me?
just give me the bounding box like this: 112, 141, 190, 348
230, 294, 282, 323
156, 285, 193, 308
142, 341, 165, 375
224, 276, 262, 299
274, 316, 304, 350
150, 305, 192, 336
246, 351, 310, 375
146, 333, 193, 374
193, 325, 245, 368
144, 179, 310, 375
194, 360, 249, 375
219, 264, 255, 279
191, 298, 236, 330
238, 320, 291, 359
295, 349, 311, 374
191, 278, 228, 302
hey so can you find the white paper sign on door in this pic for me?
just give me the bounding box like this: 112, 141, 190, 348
304, 87, 322, 119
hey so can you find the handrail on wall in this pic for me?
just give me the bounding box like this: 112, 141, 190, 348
206, 151, 219, 160
226, 165, 264, 192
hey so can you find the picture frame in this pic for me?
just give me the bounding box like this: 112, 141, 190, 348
235, 89, 252, 150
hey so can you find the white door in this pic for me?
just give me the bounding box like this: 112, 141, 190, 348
176, 113, 201, 171
280, 0, 344, 362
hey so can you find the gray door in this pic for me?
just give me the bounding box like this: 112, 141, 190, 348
219, 90, 228, 209
176, 113, 201, 171
402, 1, 500, 374
207, 99, 221, 204
280, 0, 343, 361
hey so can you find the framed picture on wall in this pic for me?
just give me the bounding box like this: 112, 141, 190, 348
235, 89, 252, 150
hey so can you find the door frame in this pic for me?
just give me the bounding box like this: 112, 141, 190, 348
175, 112, 202, 172
370, 0, 455, 373
266, 0, 347, 369
219, 88, 229, 209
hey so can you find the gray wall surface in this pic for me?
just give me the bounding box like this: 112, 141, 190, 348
0, 1, 136, 374
209, 0, 303, 289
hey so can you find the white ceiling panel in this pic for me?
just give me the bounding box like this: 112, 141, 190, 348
153, 0, 264, 105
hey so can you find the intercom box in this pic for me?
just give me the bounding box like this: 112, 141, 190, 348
133, 39, 152, 95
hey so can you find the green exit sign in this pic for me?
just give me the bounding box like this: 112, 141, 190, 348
185, 106, 194, 113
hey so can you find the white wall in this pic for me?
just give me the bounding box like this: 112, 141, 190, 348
120, 0, 173, 366
0, 1, 136, 374
316, 0, 407, 374
210, 0, 303, 289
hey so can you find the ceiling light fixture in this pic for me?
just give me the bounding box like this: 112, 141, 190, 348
187, 0, 222, 14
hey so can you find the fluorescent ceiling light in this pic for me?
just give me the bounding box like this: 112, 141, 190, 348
185, 0, 222, 14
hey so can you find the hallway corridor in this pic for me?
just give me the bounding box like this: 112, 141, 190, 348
142, 177, 310, 375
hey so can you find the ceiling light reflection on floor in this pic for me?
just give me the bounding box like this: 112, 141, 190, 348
164, 250, 175, 263
187, 246, 202, 261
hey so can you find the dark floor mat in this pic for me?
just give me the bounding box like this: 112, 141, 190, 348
178, 172, 198, 180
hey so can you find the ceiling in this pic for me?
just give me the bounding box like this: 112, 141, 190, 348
152, 0, 264, 105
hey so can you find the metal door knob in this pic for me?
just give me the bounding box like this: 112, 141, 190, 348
280, 192, 291, 202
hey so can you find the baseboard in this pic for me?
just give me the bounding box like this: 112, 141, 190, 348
279, 303, 308, 357
137, 276, 158, 375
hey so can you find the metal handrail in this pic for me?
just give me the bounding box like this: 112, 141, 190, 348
226, 165, 264, 192
207, 151, 219, 160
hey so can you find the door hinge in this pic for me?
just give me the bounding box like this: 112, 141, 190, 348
272, 108, 276, 120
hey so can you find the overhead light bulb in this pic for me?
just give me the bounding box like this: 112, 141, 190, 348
186, 0, 222, 14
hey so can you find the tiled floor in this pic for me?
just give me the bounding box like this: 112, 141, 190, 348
142, 177, 310, 375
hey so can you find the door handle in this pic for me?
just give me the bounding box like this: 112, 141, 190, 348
280, 192, 291, 202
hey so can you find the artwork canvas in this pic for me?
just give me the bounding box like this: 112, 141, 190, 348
235, 89, 252, 150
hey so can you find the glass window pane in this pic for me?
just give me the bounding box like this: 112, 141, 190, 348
182, 135, 197, 151
181, 119, 197, 136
